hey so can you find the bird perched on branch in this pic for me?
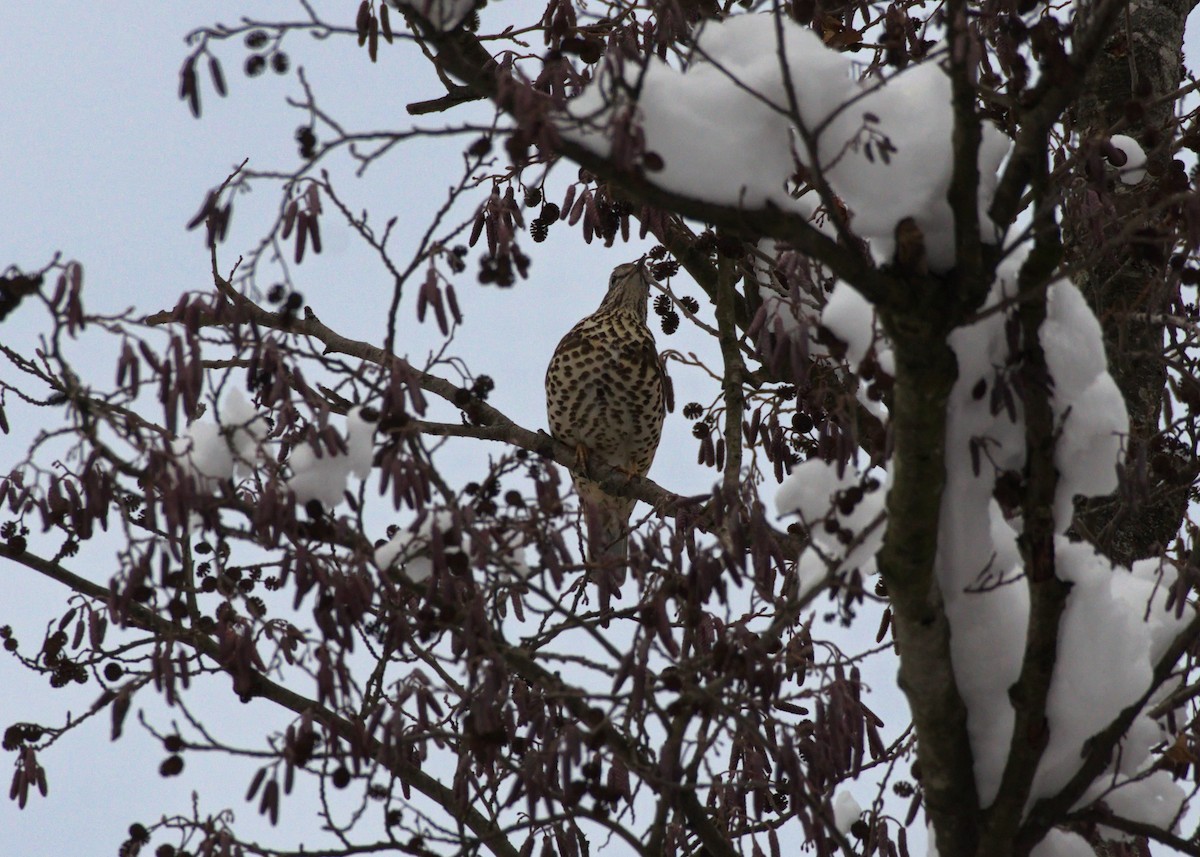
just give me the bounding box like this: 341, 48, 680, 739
545, 262, 665, 563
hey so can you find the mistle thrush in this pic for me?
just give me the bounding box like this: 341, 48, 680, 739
545, 263, 665, 562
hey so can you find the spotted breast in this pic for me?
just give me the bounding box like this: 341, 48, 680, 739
545, 262, 665, 561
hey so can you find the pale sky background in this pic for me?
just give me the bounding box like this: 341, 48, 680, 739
4, 2, 1192, 856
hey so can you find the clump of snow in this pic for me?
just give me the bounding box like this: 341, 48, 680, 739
174, 423, 234, 483
1032, 552, 1189, 818
568, 13, 1009, 270
935, 252, 1183, 825
832, 790, 862, 835
374, 510, 468, 583
394, 0, 476, 32
1031, 541, 1185, 799
1030, 830, 1094, 857
820, 281, 894, 419
1041, 281, 1129, 529
774, 458, 886, 599
1100, 770, 1185, 838
374, 514, 532, 583
171, 390, 266, 486
1108, 134, 1147, 185
821, 283, 878, 372
173, 400, 376, 512
287, 408, 376, 508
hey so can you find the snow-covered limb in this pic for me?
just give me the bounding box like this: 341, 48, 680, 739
568, 15, 1010, 272
773, 249, 1195, 854
407, 14, 903, 309
773, 235, 1193, 854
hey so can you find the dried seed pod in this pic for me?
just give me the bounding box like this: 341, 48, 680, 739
380, 3, 394, 43
208, 56, 227, 97
356, 1, 371, 45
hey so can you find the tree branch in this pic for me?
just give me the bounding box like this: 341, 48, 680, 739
946, 0, 986, 305
144, 270, 808, 556
401, 12, 907, 312
0, 542, 522, 857
979, 178, 1067, 856
715, 258, 746, 501
1067, 808, 1200, 856
874, 302, 980, 857
989, 0, 1129, 228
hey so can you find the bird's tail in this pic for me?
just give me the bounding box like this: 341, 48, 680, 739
578, 483, 634, 568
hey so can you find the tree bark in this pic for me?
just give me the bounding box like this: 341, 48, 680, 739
1065, 0, 1196, 566
1060, 1, 1195, 854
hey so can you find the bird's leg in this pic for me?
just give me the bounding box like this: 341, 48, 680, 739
613, 463, 640, 480
573, 442, 590, 474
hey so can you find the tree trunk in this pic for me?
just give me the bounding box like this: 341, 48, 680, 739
1061, 2, 1193, 853
1064, 0, 1195, 566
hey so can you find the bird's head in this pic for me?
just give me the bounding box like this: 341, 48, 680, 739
598, 262, 655, 321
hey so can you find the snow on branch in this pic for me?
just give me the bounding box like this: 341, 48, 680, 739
567, 14, 1009, 272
